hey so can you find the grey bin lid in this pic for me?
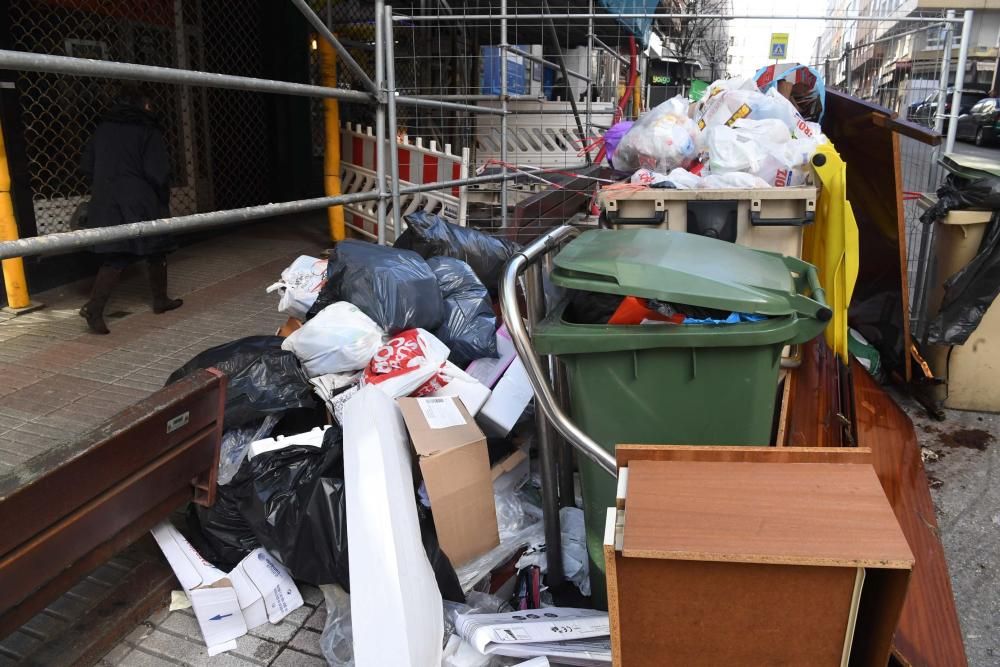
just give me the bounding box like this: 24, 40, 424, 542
551, 229, 816, 318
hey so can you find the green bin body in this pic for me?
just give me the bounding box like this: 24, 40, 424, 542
532, 229, 830, 607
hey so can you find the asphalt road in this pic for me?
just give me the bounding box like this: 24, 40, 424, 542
951, 137, 1000, 162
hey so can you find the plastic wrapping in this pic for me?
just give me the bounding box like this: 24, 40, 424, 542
455, 521, 545, 593
217, 415, 280, 486
395, 211, 521, 292
320, 583, 354, 667
266, 255, 327, 321
515, 507, 591, 597
166, 336, 317, 430
704, 118, 818, 187
307, 240, 444, 335
428, 257, 498, 367
363, 328, 451, 399
602, 120, 634, 164
692, 78, 821, 144
611, 96, 699, 174
921, 176, 1000, 344
753, 63, 826, 122
281, 302, 385, 377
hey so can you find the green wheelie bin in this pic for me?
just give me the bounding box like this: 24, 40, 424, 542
531, 228, 831, 607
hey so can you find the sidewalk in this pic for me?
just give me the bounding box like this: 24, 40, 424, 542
0, 217, 328, 470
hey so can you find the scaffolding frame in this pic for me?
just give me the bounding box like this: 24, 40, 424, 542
0, 2, 976, 587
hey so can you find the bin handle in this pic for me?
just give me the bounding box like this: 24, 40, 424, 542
604, 209, 667, 227
783, 255, 833, 322
750, 210, 816, 227
500, 226, 619, 478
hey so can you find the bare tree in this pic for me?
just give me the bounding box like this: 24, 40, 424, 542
656, 0, 732, 82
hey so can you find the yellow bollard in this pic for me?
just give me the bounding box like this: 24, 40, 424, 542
0, 117, 32, 310
318, 38, 346, 242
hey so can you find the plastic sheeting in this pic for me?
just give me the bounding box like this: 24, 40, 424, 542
282, 302, 385, 377
395, 212, 521, 292
166, 336, 317, 430
343, 386, 444, 667
307, 240, 444, 335
921, 176, 1000, 345
428, 257, 498, 367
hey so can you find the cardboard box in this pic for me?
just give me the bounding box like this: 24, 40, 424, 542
477, 357, 533, 436
398, 396, 500, 565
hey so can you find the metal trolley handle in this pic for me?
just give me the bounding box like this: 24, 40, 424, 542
499, 225, 619, 478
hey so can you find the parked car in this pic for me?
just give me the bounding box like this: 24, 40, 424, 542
908, 90, 988, 130
955, 97, 999, 146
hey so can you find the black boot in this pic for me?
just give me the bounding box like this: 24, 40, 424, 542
79, 265, 122, 334
148, 257, 183, 314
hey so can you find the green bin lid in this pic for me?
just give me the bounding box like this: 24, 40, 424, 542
552, 229, 814, 317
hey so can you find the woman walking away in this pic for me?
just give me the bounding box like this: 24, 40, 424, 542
79, 85, 182, 334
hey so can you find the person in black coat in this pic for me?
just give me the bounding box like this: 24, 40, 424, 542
78, 85, 182, 334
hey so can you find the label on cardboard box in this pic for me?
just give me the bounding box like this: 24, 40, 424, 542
417, 396, 467, 429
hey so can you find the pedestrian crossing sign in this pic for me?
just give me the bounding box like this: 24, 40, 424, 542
769, 33, 789, 60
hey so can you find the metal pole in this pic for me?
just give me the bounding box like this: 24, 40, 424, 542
0, 49, 373, 103
318, 39, 346, 241
0, 50, 506, 116
845, 42, 853, 94
526, 262, 564, 586
384, 5, 402, 239
395, 12, 963, 23
0, 172, 552, 261
945, 10, 973, 154
0, 118, 32, 309
290, 0, 378, 95
586, 0, 594, 145
374, 0, 387, 245
499, 0, 509, 228
542, 0, 590, 164
591, 34, 629, 66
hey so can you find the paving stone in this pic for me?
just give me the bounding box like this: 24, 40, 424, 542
304, 605, 327, 632
299, 585, 324, 608
287, 629, 323, 658
245, 605, 312, 643
269, 649, 327, 667
98, 641, 134, 666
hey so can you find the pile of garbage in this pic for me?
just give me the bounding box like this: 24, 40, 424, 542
607, 67, 827, 189
156, 211, 602, 666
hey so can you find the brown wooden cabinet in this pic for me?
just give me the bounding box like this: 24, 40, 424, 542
605, 447, 913, 667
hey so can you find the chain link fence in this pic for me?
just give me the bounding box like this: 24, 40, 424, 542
9, 0, 268, 235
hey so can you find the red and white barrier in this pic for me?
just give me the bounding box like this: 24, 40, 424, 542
340, 123, 470, 242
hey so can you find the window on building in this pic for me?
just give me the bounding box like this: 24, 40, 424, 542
926, 26, 947, 50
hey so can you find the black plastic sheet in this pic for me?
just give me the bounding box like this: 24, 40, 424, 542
166, 336, 316, 430
921, 175, 1000, 345
394, 211, 521, 292
306, 240, 443, 335
428, 256, 498, 367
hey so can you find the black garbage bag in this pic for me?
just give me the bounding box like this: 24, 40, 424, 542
167, 336, 316, 430
920, 175, 1000, 344
306, 240, 444, 335
236, 426, 465, 601
240, 426, 349, 587
394, 211, 521, 292
427, 256, 498, 367
563, 290, 624, 324
187, 460, 259, 571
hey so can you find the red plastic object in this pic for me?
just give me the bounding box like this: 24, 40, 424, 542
608, 296, 684, 325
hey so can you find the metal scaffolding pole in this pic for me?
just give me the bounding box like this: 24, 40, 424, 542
591, 34, 629, 66
945, 9, 973, 154
542, 0, 590, 164
290, 0, 378, 95
374, 0, 388, 245
395, 12, 962, 23
499, 0, 509, 228
0, 172, 555, 261
0, 50, 506, 116
384, 5, 402, 238
0, 49, 373, 103
505, 46, 590, 82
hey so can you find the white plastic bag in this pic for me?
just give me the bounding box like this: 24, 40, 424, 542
699, 172, 772, 189
320, 583, 354, 667
362, 328, 451, 399
514, 507, 591, 597
281, 302, 385, 377
343, 387, 444, 667
266, 255, 327, 321
612, 96, 699, 173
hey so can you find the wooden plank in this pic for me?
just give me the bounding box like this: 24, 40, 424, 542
872, 112, 942, 145
852, 359, 967, 667
892, 130, 914, 384
615, 444, 873, 468
784, 338, 847, 448
0, 370, 224, 555
621, 460, 913, 568
775, 372, 793, 446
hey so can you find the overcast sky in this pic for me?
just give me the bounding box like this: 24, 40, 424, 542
728, 0, 830, 78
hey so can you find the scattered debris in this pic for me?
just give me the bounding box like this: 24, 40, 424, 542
937, 428, 994, 451
920, 447, 939, 463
